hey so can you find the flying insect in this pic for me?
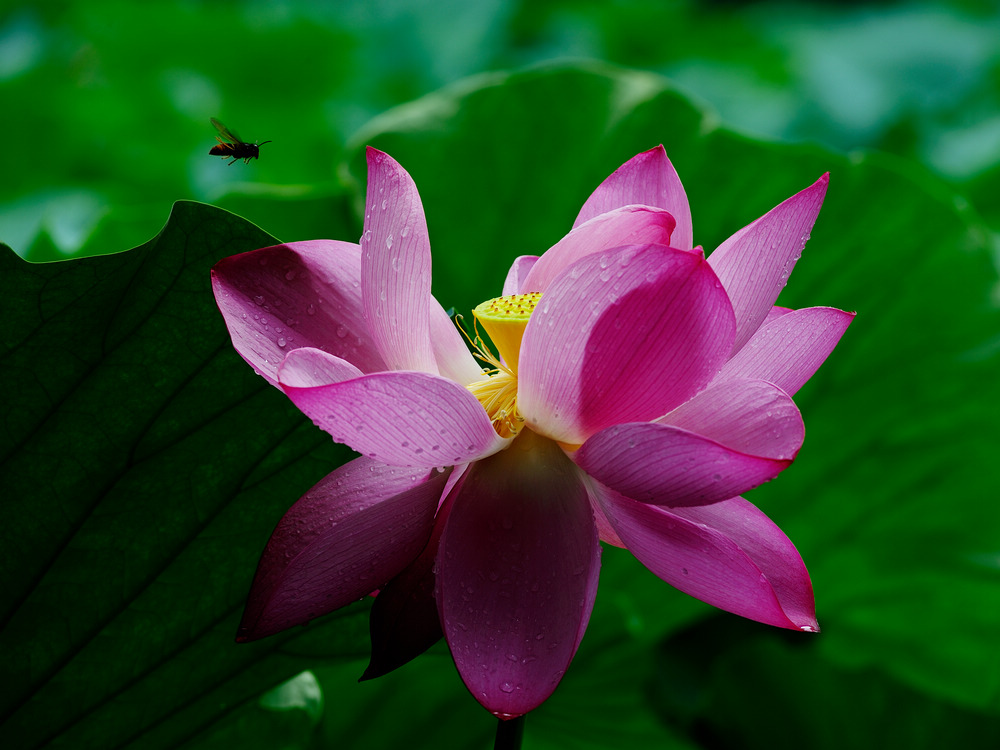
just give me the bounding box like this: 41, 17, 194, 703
209, 118, 271, 165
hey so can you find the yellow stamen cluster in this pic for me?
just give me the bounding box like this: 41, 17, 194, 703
465, 292, 542, 438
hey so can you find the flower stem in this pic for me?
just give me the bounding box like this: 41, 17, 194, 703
493, 714, 525, 750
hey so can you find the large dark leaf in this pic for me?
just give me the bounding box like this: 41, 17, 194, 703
0, 202, 367, 749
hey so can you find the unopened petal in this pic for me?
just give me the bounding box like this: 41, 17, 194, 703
708, 174, 829, 354
597, 489, 818, 631
519, 244, 735, 445
361, 147, 437, 373
715, 306, 855, 396
502, 255, 540, 296
437, 430, 601, 718
522, 206, 676, 293
574, 145, 693, 250
211, 240, 386, 386
280, 369, 509, 467
237, 457, 450, 641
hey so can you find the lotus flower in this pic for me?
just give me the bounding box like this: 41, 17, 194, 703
211, 145, 853, 718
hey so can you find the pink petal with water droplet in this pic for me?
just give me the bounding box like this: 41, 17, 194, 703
436, 430, 601, 717
574, 145, 692, 250
519, 244, 734, 445
361, 148, 437, 373
715, 306, 855, 396
659, 378, 803, 459
280, 369, 509, 468
212, 240, 386, 387
708, 174, 829, 354
522, 206, 676, 293
596, 488, 818, 631
237, 457, 450, 641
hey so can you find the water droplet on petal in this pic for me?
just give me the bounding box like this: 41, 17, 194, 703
499, 681, 515, 694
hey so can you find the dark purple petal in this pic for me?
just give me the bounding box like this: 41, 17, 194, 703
211, 240, 387, 386
362, 486, 455, 680
597, 488, 818, 631
574, 145, 693, 250
436, 430, 601, 718
237, 457, 451, 641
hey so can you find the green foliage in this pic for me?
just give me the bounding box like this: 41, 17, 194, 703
3, 59, 1000, 749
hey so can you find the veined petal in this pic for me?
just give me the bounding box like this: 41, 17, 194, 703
279, 369, 509, 467
597, 489, 818, 631
708, 174, 829, 354
437, 430, 601, 718
574, 418, 794, 508
715, 306, 856, 396
277, 347, 364, 387
362, 480, 458, 680
574, 145, 693, 250
361, 147, 437, 374
519, 244, 735, 446
429, 298, 482, 386
502, 255, 540, 296
521, 206, 677, 293
236, 457, 450, 641
658, 378, 803, 460
211, 240, 386, 386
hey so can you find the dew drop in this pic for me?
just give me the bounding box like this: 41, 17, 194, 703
253, 295, 265, 306
277, 337, 286, 348
400, 225, 410, 238
306, 304, 316, 316
285, 269, 296, 281
499, 681, 515, 694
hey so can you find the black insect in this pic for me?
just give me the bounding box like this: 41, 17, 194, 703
209, 118, 271, 165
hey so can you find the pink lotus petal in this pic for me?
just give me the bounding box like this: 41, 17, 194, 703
575, 419, 794, 508
521, 206, 677, 293
502, 255, 540, 296
715, 306, 856, 396
280, 370, 509, 467
574, 145, 693, 250
597, 488, 817, 630
429, 298, 482, 386
708, 174, 829, 354
237, 457, 450, 641
211, 240, 387, 386
659, 378, 803, 460
519, 244, 735, 446
436, 430, 601, 718
277, 347, 364, 388
361, 148, 437, 373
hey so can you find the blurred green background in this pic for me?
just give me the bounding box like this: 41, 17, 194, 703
3, 1, 1000, 749
4, 0, 1000, 261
